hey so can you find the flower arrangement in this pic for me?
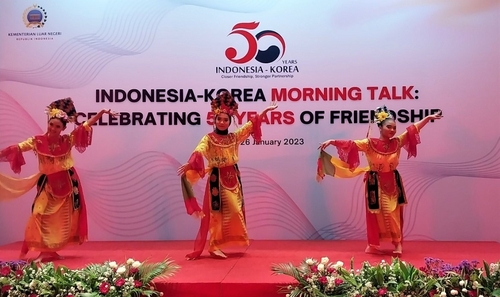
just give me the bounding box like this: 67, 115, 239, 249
0, 258, 179, 297
272, 257, 500, 297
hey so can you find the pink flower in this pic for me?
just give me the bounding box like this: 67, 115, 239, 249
378, 288, 388, 296
115, 278, 125, 287
99, 282, 110, 294
311, 265, 318, 273
0, 266, 11, 276
1, 285, 11, 293
327, 267, 337, 274
334, 278, 344, 286
29, 294, 38, 297
134, 280, 142, 288
15, 269, 24, 278
319, 276, 327, 284
468, 290, 478, 297
129, 267, 139, 274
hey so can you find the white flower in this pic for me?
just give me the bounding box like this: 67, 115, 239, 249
365, 282, 372, 288
320, 257, 329, 264
127, 258, 134, 265
317, 264, 325, 271
305, 258, 314, 265
459, 280, 465, 286
108, 261, 118, 269
450, 289, 458, 295
29, 280, 37, 289
462, 288, 467, 293
333, 261, 344, 269
479, 295, 484, 297
440, 292, 447, 297
132, 260, 142, 268
116, 266, 126, 274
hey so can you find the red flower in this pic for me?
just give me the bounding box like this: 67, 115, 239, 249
29, 294, 38, 297
378, 288, 388, 296
99, 282, 110, 294
429, 289, 437, 297
115, 278, 125, 287
129, 267, 139, 274
1, 285, 11, 293
319, 276, 327, 284
15, 269, 24, 278
0, 266, 11, 276
327, 267, 336, 274
134, 280, 142, 288
311, 266, 318, 273
468, 290, 478, 297
334, 278, 344, 286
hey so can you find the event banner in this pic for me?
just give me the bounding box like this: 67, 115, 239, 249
0, 0, 499, 245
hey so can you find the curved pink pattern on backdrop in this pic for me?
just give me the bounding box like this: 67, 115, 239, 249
239, 168, 323, 240
76, 152, 199, 237
0, 91, 43, 148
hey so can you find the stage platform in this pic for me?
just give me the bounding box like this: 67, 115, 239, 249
1, 240, 499, 297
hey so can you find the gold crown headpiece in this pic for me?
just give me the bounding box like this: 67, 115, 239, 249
45, 97, 77, 123
211, 91, 238, 116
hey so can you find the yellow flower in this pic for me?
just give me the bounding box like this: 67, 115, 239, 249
376, 111, 389, 122
48, 108, 61, 118
46, 108, 68, 120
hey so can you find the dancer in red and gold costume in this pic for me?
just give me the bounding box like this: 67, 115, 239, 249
318, 106, 443, 255
177, 91, 277, 260
0, 98, 117, 262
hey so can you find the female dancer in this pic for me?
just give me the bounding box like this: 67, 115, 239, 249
0, 98, 117, 262
318, 106, 443, 255
177, 91, 277, 260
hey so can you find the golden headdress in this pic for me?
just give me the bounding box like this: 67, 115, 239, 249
210, 91, 238, 116
45, 97, 77, 123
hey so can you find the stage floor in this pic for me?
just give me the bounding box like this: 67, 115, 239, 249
1, 240, 499, 297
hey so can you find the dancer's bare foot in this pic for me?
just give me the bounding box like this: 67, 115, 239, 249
365, 245, 383, 255
49, 252, 65, 260
33, 252, 51, 263
209, 250, 227, 259
33, 252, 64, 263
393, 243, 403, 255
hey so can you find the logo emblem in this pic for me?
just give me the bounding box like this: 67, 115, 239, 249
23, 4, 48, 28
225, 22, 286, 64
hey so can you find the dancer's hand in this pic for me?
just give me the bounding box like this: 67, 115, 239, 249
259, 101, 278, 119
427, 110, 443, 120
191, 211, 205, 219
103, 109, 120, 118
318, 139, 335, 150
265, 100, 278, 112
177, 163, 191, 176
